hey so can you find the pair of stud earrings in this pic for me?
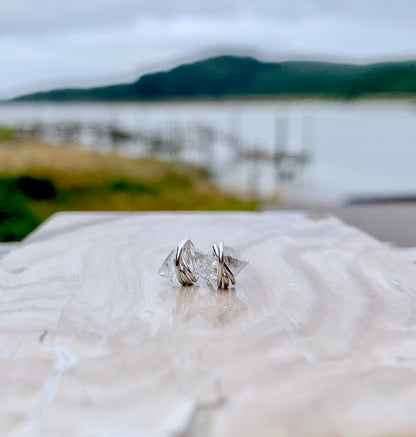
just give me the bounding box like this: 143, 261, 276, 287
158, 239, 248, 289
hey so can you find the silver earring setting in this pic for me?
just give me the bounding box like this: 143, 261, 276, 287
158, 240, 248, 288
158, 239, 205, 286
214, 242, 234, 288
202, 242, 248, 289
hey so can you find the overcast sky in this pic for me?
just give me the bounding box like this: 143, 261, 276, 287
1, 0, 415, 98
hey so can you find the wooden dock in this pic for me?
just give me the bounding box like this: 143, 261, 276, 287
1, 212, 416, 436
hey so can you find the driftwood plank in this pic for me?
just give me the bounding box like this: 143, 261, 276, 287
1, 212, 416, 437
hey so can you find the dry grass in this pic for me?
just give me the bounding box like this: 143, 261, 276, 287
0, 141, 206, 189
0, 140, 259, 240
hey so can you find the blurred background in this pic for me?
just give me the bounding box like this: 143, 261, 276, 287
1, 0, 416, 246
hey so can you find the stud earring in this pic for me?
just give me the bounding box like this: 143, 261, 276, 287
158, 239, 205, 286
201, 242, 248, 289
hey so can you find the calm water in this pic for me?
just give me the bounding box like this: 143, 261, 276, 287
1, 100, 416, 203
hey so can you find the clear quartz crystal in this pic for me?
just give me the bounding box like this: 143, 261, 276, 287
200, 245, 248, 281
158, 239, 206, 283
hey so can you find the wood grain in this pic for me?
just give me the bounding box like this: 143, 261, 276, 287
1, 212, 416, 437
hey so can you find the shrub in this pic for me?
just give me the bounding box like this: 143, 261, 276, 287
15, 176, 57, 200
0, 179, 40, 241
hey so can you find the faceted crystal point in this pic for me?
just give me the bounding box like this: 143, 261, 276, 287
200, 245, 248, 282
157, 249, 176, 280
158, 239, 206, 284
223, 246, 249, 276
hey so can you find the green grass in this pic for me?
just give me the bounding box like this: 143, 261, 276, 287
0, 140, 260, 241
0, 126, 16, 141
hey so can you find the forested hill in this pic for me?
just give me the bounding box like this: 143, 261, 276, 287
11, 55, 416, 101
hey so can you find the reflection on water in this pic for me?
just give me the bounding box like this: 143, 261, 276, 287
159, 284, 248, 328
1, 100, 416, 202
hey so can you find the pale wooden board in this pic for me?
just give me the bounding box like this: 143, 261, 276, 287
1, 212, 416, 437
0, 243, 18, 260
399, 247, 416, 264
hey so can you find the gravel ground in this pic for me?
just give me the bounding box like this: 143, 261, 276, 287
273, 202, 416, 248
329, 203, 416, 247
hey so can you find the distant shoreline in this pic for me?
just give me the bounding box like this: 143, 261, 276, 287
2, 94, 416, 105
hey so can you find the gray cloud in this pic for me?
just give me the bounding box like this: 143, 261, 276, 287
1, 0, 416, 98
1, 0, 412, 35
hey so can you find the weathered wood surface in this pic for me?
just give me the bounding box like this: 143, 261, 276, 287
1, 212, 416, 437
0, 242, 18, 260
